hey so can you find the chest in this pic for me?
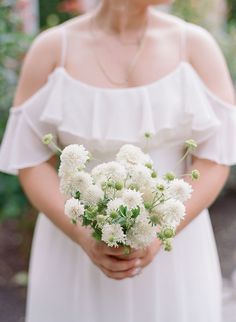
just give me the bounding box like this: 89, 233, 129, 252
64, 29, 181, 89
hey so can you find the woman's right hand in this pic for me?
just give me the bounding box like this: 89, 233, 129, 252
77, 226, 142, 280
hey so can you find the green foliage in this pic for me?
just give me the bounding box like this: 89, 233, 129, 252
172, 0, 213, 26
0, 1, 32, 221
39, 0, 76, 29
172, 0, 236, 83
227, 0, 236, 23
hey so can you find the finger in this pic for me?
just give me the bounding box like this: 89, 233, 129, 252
102, 246, 130, 256
137, 252, 153, 269
100, 266, 142, 280
101, 255, 141, 272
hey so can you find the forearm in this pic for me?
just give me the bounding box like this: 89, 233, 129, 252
176, 157, 230, 233
19, 161, 84, 244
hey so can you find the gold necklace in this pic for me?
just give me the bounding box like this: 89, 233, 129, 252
89, 13, 149, 87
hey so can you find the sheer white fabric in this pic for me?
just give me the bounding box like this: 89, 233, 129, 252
1, 62, 236, 176
0, 61, 236, 322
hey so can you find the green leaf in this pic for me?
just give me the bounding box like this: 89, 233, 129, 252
92, 229, 102, 241
131, 207, 140, 218
75, 190, 81, 199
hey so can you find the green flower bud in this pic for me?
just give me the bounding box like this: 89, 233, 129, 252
191, 169, 200, 180
157, 183, 165, 191
145, 163, 153, 169
151, 171, 157, 178
185, 139, 197, 151
107, 182, 114, 188
164, 172, 176, 181
128, 184, 139, 191
115, 182, 123, 190
144, 202, 152, 210
144, 132, 152, 139
163, 228, 175, 238
110, 211, 118, 219
42, 133, 53, 145
164, 239, 172, 251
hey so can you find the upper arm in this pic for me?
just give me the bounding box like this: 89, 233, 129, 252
14, 27, 63, 106
186, 23, 235, 105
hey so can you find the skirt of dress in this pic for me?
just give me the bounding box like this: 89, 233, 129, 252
25, 209, 222, 322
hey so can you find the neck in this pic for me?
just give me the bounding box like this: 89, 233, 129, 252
92, 0, 151, 34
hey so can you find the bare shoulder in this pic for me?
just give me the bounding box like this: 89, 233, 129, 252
14, 26, 65, 105
185, 22, 235, 104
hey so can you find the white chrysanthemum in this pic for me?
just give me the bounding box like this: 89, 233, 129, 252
127, 164, 153, 189
81, 184, 104, 205
59, 172, 93, 197
141, 186, 155, 204
126, 215, 157, 249
91, 162, 126, 185
91, 164, 107, 185
116, 144, 152, 166
155, 198, 186, 228
59, 144, 90, 176
106, 198, 124, 215
167, 179, 193, 202
64, 198, 84, 222
101, 223, 126, 247
121, 189, 143, 210
156, 178, 169, 191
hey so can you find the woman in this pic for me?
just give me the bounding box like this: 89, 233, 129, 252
0, 0, 236, 321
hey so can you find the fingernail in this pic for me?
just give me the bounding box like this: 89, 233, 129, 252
131, 268, 139, 276
132, 267, 142, 276
135, 259, 141, 267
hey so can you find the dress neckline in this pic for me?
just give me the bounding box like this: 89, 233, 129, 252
49, 62, 235, 109
11, 61, 235, 114
52, 61, 186, 93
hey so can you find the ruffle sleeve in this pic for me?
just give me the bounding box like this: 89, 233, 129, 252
0, 73, 64, 175
184, 64, 236, 166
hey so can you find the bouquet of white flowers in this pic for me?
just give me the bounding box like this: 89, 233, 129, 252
43, 134, 199, 251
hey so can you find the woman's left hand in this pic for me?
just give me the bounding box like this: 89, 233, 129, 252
115, 239, 162, 275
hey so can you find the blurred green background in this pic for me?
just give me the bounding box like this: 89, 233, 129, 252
0, 0, 236, 221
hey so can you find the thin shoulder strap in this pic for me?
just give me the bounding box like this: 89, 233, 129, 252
179, 22, 187, 62
60, 27, 67, 67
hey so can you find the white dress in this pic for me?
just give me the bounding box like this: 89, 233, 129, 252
1, 26, 236, 322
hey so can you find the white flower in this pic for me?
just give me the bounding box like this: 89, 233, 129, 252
156, 178, 168, 191
81, 184, 104, 205
121, 189, 143, 210
64, 198, 84, 223
167, 179, 193, 202
59, 172, 93, 197
126, 215, 157, 249
141, 186, 156, 204
116, 144, 152, 166
101, 223, 126, 247
107, 198, 124, 215
127, 164, 153, 189
91, 162, 126, 185
59, 144, 90, 176
155, 198, 186, 228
